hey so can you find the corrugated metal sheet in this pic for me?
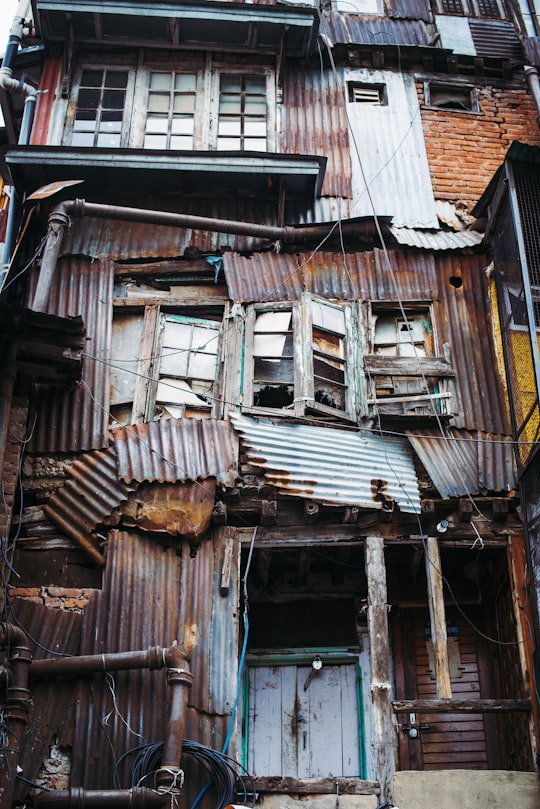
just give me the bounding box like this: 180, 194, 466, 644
27, 257, 113, 452
223, 247, 436, 302
434, 253, 510, 435
59, 201, 280, 259
386, 0, 432, 22
11, 598, 83, 802
390, 225, 484, 250
111, 418, 237, 486
320, 11, 432, 46
469, 19, 523, 61
345, 68, 438, 229
43, 448, 134, 559
30, 56, 61, 146
71, 528, 237, 791
407, 428, 516, 498
121, 479, 216, 539
280, 67, 352, 198
231, 413, 421, 513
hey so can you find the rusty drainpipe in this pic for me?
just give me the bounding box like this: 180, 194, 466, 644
0, 623, 33, 809
36, 787, 170, 808
31, 642, 192, 798
30, 198, 383, 312
525, 66, 540, 127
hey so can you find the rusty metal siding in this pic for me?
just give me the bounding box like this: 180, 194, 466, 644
522, 36, 540, 66
111, 419, 237, 486
407, 428, 516, 498
434, 253, 510, 435
43, 448, 134, 552
30, 56, 62, 146
390, 225, 484, 251
280, 66, 352, 199
12, 598, 83, 801
59, 201, 279, 260
320, 11, 432, 46
27, 257, 113, 452
386, 0, 432, 21
71, 528, 238, 790
231, 413, 421, 513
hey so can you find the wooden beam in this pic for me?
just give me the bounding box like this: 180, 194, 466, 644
425, 537, 452, 699
392, 699, 531, 714
365, 536, 395, 804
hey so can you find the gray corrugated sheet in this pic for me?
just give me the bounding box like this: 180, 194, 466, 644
27, 256, 113, 452
469, 19, 523, 61
390, 226, 484, 250
320, 11, 432, 46
280, 67, 352, 198
59, 200, 279, 259
407, 428, 516, 498
111, 418, 237, 486
231, 413, 421, 513
43, 448, 134, 556
386, 0, 432, 21
72, 529, 236, 791
11, 598, 83, 802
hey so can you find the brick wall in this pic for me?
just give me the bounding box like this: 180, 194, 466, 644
419, 83, 540, 210
0, 398, 29, 540
8, 586, 92, 612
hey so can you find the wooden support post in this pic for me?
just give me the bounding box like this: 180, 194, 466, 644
365, 536, 395, 804
425, 537, 452, 699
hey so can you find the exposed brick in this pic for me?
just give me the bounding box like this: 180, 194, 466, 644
9, 587, 40, 598
47, 587, 86, 598
44, 597, 63, 609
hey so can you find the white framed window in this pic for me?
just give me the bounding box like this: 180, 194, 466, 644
243, 293, 357, 422
245, 652, 366, 779
65, 61, 275, 153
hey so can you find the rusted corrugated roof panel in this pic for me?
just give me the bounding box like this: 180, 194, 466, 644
390, 226, 484, 250
71, 529, 236, 791
320, 11, 431, 47
434, 253, 510, 435
122, 479, 216, 539
111, 418, 237, 486
223, 248, 436, 303
231, 413, 421, 513
386, 0, 432, 21
469, 19, 522, 61
11, 598, 83, 802
43, 448, 134, 562
27, 256, 113, 452
407, 429, 516, 498
281, 66, 352, 198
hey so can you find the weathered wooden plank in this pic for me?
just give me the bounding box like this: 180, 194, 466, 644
392, 699, 531, 713
363, 355, 454, 377
425, 537, 452, 699
251, 777, 380, 794
365, 535, 395, 803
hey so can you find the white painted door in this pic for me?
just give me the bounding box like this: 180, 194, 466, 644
247, 661, 362, 777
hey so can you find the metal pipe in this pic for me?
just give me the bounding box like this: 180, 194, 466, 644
525, 65, 540, 127
0, 623, 33, 809
0, 2, 38, 282
156, 644, 193, 792
36, 787, 170, 808
31, 197, 382, 312
30, 645, 173, 679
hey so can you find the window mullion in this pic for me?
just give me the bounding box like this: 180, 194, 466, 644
296, 294, 313, 416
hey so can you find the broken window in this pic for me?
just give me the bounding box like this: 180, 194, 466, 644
423, 82, 480, 112
109, 309, 221, 425
245, 294, 356, 421
70, 68, 132, 147
364, 305, 454, 418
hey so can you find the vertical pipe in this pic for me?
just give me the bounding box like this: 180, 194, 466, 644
156, 643, 193, 792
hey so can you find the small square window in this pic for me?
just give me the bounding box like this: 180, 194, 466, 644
348, 81, 387, 105
423, 82, 480, 113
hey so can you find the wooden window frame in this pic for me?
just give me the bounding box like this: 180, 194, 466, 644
243, 294, 358, 423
